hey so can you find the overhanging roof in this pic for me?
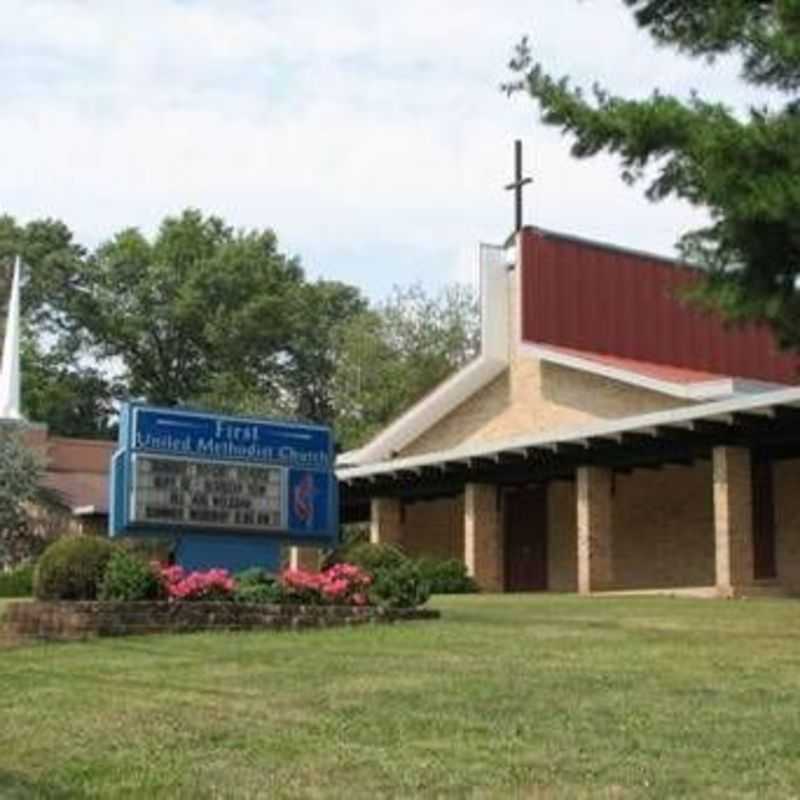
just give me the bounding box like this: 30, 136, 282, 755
525, 343, 784, 401
340, 242, 511, 466
338, 386, 800, 502
42, 471, 109, 515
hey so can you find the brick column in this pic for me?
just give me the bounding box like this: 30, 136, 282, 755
370, 497, 404, 546
464, 483, 504, 592
289, 546, 321, 572
576, 466, 613, 594
713, 446, 754, 596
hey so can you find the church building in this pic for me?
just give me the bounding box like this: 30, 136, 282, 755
338, 226, 800, 597
6, 218, 800, 595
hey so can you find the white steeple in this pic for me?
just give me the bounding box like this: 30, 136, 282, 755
0, 256, 23, 420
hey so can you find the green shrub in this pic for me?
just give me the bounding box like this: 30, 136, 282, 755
369, 561, 430, 609
232, 568, 284, 604
331, 541, 408, 573
0, 564, 34, 597
233, 581, 285, 604
235, 567, 271, 586
122, 537, 175, 564
34, 536, 117, 601
416, 557, 478, 594
99, 550, 163, 601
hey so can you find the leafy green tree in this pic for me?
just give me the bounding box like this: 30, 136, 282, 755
0, 214, 87, 344
333, 283, 479, 450
0, 216, 113, 437
506, 1, 800, 347
332, 309, 401, 449
186, 279, 368, 427
187, 371, 292, 420
2, 209, 474, 449
73, 209, 306, 406
22, 342, 118, 439
0, 425, 66, 567
284, 280, 368, 424
1, 211, 371, 432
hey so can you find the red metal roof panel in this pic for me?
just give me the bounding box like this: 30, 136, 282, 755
520, 228, 800, 385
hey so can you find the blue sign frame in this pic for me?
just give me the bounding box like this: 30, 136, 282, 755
110, 403, 339, 550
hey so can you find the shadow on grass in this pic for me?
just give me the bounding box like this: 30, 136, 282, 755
0, 770, 87, 800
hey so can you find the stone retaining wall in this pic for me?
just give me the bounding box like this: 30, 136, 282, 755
2, 601, 439, 641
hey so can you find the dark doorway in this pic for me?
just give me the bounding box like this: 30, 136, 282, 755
504, 486, 548, 591
752, 457, 777, 580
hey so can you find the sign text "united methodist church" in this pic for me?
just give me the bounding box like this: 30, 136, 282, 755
110, 404, 338, 545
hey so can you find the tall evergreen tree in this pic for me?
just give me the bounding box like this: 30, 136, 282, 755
506, 1, 800, 348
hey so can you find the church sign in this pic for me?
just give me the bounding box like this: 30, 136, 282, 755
129, 456, 285, 532
110, 404, 338, 570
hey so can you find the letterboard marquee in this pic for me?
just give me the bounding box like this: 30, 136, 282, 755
130, 455, 285, 531
110, 403, 338, 546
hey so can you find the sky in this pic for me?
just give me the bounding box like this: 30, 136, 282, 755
1, 1, 763, 300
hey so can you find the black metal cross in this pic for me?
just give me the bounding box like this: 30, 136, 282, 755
504, 139, 533, 233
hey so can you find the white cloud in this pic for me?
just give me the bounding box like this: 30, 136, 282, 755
0, 0, 763, 298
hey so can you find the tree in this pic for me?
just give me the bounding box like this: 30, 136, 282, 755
284, 280, 368, 424
22, 342, 118, 439
333, 283, 479, 450
1, 209, 474, 448
0, 425, 66, 567
0, 215, 114, 436
0, 215, 87, 344
172, 270, 369, 429
505, 1, 800, 347
1, 210, 371, 432
72, 209, 306, 406
331, 309, 402, 449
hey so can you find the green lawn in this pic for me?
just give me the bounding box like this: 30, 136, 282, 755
2, 594, 800, 799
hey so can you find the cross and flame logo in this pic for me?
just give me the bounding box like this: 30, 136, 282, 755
293, 472, 316, 527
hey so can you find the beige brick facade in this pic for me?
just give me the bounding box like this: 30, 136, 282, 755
370, 497, 404, 547
403, 496, 463, 559
367, 450, 800, 597
539, 463, 718, 593
396, 264, 689, 460
289, 546, 322, 571
774, 458, 800, 592
400, 357, 687, 459
576, 466, 614, 593
612, 463, 715, 589
713, 447, 755, 596
464, 483, 504, 592
547, 481, 577, 591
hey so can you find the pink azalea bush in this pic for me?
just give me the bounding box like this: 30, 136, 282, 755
152, 561, 372, 605
281, 563, 371, 606
157, 564, 236, 601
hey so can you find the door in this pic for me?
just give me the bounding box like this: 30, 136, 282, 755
504, 486, 548, 591
752, 457, 777, 580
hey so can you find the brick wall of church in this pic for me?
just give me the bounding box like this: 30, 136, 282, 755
610, 463, 715, 589
402, 496, 464, 560
390, 457, 800, 595
543, 463, 715, 593
547, 481, 577, 591
399, 358, 687, 459
774, 458, 800, 592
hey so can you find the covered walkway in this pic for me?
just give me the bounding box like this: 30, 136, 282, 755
339, 386, 800, 597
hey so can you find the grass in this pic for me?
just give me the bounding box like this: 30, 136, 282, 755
2, 594, 800, 799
